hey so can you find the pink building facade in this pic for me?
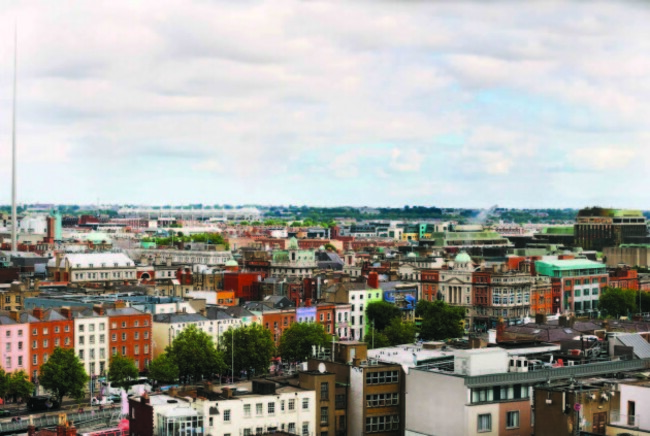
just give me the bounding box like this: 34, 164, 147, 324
0, 313, 30, 376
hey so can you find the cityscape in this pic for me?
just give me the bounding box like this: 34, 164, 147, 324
2, 1, 650, 436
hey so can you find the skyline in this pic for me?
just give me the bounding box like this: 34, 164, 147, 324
1, 1, 650, 208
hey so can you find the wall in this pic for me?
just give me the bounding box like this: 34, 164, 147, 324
405, 369, 466, 436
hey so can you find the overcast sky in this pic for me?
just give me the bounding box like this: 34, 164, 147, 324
1, 1, 649, 208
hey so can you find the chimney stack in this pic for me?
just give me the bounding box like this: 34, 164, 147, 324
93, 304, 105, 316
9, 310, 20, 322
33, 307, 44, 320
60, 307, 72, 320
496, 317, 506, 343
367, 271, 379, 289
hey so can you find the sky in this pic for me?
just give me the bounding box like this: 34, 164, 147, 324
1, 1, 650, 209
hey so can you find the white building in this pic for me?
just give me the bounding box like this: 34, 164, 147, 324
334, 304, 351, 340
192, 380, 316, 436
129, 249, 233, 266
47, 252, 137, 284
71, 307, 109, 377
152, 312, 239, 358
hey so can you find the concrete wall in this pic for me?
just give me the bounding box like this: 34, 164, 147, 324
405, 369, 467, 436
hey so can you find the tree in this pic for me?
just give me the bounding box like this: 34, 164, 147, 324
39, 347, 89, 404
598, 287, 637, 318
324, 243, 338, 252
108, 354, 139, 391
148, 353, 179, 385
221, 324, 275, 379
278, 323, 329, 363
167, 325, 226, 383
8, 370, 34, 402
383, 318, 418, 346
366, 301, 402, 331
0, 368, 9, 400
416, 300, 465, 341
366, 328, 391, 349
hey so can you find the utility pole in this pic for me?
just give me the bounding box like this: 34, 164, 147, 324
11, 26, 18, 252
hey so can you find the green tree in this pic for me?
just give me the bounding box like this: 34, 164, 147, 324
366, 328, 391, 349
366, 301, 402, 331
0, 368, 8, 400
598, 287, 637, 318
383, 318, 417, 346
278, 322, 329, 362
108, 354, 139, 390
167, 325, 226, 383
221, 324, 275, 379
39, 347, 89, 404
148, 353, 179, 385
8, 370, 34, 402
324, 243, 338, 252
416, 300, 465, 341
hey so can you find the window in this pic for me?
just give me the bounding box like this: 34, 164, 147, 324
366, 393, 399, 407
112, 334, 117, 342
302, 422, 309, 436
121, 333, 126, 341
366, 371, 399, 385
100, 334, 105, 344
18, 329, 23, 336
281, 400, 285, 411
365, 415, 399, 433
506, 411, 519, 429
478, 414, 491, 432
223, 409, 231, 422
321, 382, 329, 398
122, 321, 127, 328
256, 403, 262, 416
320, 407, 328, 425
79, 350, 84, 360
288, 399, 295, 411
18, 356, 23, 366
302, 398, 309, 410
65, 337, 70, 346
43, 339, 48, 348
100, 323, 105, 331
79, 336, 85, 345
244, 404, 251, 417
144, 331, 149, 339
32, 328, 37, 336
65, 325, 70, 332
122, 346, 126, 355
33, 355, 37, 365
89, 324, 95, 332
79, 325, 85, 332
288, 423, 296, 433
112, 347, 117, 356
268, 402, 275, 414
243, 430, 251, 436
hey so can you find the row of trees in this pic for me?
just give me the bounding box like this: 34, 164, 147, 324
365, 300, 465, 348
35, 302, 466, 404
598, 287, 650, 318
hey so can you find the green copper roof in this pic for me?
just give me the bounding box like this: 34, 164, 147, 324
577, 208, 643, 218
454, 252, 472, 263
541, 226, 574, 235
225, 259, 238, 267
288, 237, 299, 250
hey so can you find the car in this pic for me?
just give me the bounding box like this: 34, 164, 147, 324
27, 396, 60, 412
0, 409, 11, 417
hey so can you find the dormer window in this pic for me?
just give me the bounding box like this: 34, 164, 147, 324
114, 263, 119, 267
89, 264, 94, 268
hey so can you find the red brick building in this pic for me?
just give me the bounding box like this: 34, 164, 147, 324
315, 303, 336, 335
608, 266, 639, 290
106, 307, 152, 372
22, 308, 75, 381
223, 272, 266, 302
262, 309, 296, 346
420, 270, 439, 301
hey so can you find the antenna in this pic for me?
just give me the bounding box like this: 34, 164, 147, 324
11, 26, 18, 252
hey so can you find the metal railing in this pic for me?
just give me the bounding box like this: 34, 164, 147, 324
0, 408, 119, 434
463, 358, 650, 388
610, 410, 641, 428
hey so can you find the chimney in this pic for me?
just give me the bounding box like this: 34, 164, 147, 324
535, 313, 547, 325
221, 387, 234, 399
9, 310, 20, 322
367, 271, 379, 289
60, 307, 72, 320
33, 307, 44, 320
496, 317, 506, 343
93, 304, 105, 316
115, 300, 127, 309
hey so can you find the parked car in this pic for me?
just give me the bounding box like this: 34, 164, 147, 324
27, 396, 60, 412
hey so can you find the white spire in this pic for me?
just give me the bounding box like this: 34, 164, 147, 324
11, 26, 18, 252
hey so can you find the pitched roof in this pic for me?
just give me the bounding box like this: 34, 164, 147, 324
616, 333, 650, 359
59, 253, 134, 268
105, 307, 145, 317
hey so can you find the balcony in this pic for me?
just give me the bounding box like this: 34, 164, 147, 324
610, 410, 641, 429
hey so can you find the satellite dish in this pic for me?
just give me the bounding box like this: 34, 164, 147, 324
318, 363, 326, 373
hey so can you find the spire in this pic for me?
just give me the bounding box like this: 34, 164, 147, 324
11, 26, 18, 252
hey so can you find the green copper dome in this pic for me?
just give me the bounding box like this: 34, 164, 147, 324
225, 259, 239, 267
288, 237, 299, 250
454, 251, 471, 263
